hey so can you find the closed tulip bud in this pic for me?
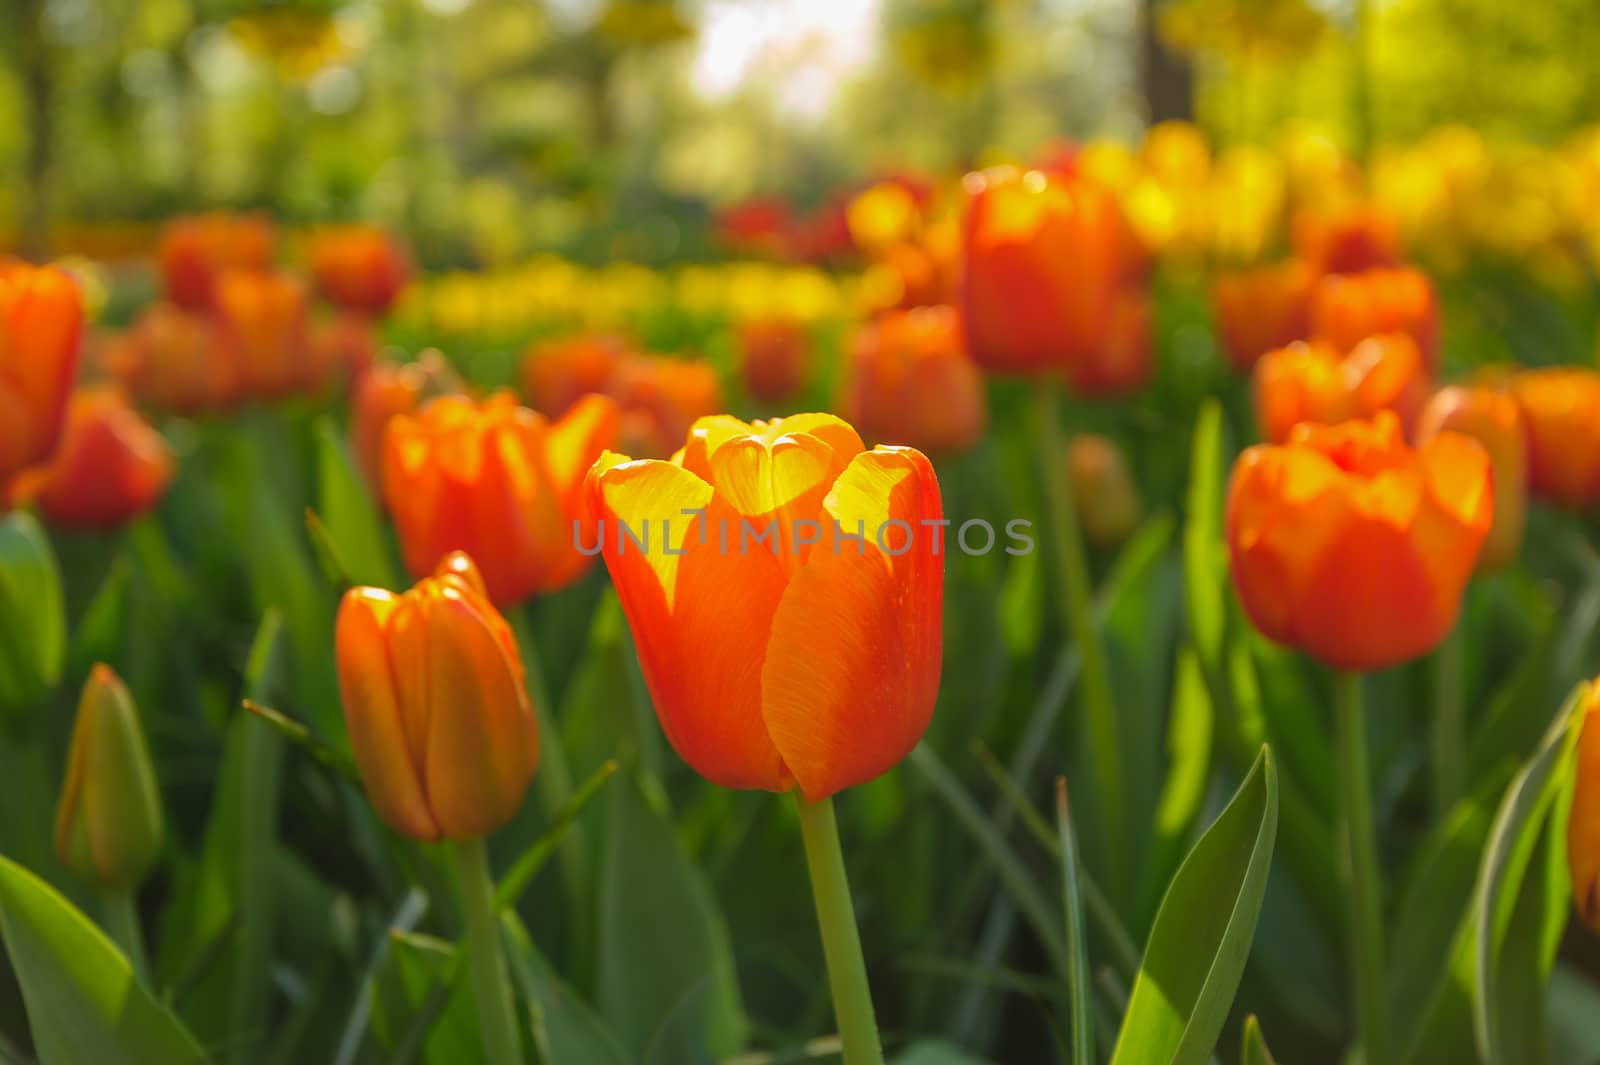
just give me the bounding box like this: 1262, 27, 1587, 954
959, 166, 1122, 375
736, 316, 811, 405
587, 413, 943, 800
1292, 204, 1402, 276
54, 665, 164, 892
1068, 434, 1142, 547
1227, 412, 1491, 671
1067, 287, 1153, 398
335, 553, 538, 841
7, 389, 174, 530
1253, 334, 1428, 444
383, 391, 618, 605
351, 353, 462, 490
1211, 260, 1315, 373
0, 261, 84, 483
842, 305, 986, 456
108, 302, 240, 415
308, 225, 412, 316
1311, 266, 1440, 370
214, 270, 317, 400
157, 213, 274, 311
520, 333, 630, 420
1570, 682, 1600, 929
1511, 367, 1600, 509
1416, 385, 1526, 571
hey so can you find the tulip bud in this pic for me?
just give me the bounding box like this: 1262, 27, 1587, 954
1569, 681, 1600, 929
0, 511, 66, 717
54, 665, 164, 892
1510, 367, 1600, 509
1068, 434, 1142, 548
1415, 385, 1526, 571
7, 389, 175, 531
1211, 260, 1315, 373
0, 261, 84, 481
158, 212, 274, 311
1310, 266, 1439, 370
841, 305, 985, 456
335, 552, 539, 840
308, 225, 412, 316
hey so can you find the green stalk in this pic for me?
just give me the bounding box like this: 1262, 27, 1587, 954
1029, 382, 1125, 892
795, 795, 884, 1065
1431, 619, 1465, 817
1334, 672, 1390, 1065
102, 890, 148, 981
454, 837, 523, 1065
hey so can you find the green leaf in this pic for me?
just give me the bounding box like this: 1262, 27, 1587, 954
502, 918, 631, 1065
1138, 647, 1215, 928
1473, 683, 1586, 1065
1181, 398, 1227, 676
0, 855, 210, 1064
1240, 1015, 1279, 1065
1110, 746, 1279, 1065
1057, 780, 1093, 1065
374, 931, 483, 1065
596, 773, 746, 1061
1389, 765, 1511, 1057
313, 417, 399, 590
0, 510, 66, 715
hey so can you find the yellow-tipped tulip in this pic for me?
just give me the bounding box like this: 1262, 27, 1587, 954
54, 665, 164, 892
334, 551, 538, 841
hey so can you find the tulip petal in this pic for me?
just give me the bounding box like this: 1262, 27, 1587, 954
335, 589, 439, 841
423, 585, 539, 839
591, 457, 792, 791
761, 447, 943, 800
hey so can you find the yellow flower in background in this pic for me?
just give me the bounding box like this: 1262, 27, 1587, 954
228, 7, 349, 82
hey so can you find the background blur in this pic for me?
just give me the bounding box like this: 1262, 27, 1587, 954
5, 0, 1599, 267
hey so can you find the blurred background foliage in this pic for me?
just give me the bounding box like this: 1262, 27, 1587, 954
4, 0, 1600, 269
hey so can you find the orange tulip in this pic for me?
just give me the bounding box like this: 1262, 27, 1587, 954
1227, 412, 1490, 671
610, 354, 723, 458
0, 262, 83, 483
1067, 287, 1153, 398
1511, 367, 1600, 509
1292, 204, 1402, 276
958, 166, 1121, 374
105, 302, 240, 415
520, 333, 630, 419
308, 225, 412, 315
335, 552, 538, 841
1212, 260, 1315, 373
383, 391, 618, 605
1068, 434, 1142, 547
736, 316, 811, 405
841, 305, 985, 456
8, 389, 173, 530
214, 269, 319, 400
1254, 334, 1429, 444
1310, 266, 1440, 370
1415, 385, 1526, 571
158, 213, 274, 311
586, 412, 942, 800
350, 353, 462, 489
1570, 680, 1600, 929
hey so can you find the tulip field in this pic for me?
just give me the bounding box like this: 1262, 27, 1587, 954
5, 4, 1600, 1065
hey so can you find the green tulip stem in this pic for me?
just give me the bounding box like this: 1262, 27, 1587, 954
454, 837, 523, 1065
796, 794, 885, 1065
102, 890, 148, 982
1431, 619, 1466, 817
1335, 671, 1390, 1065
1030, 381, 1124, 893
